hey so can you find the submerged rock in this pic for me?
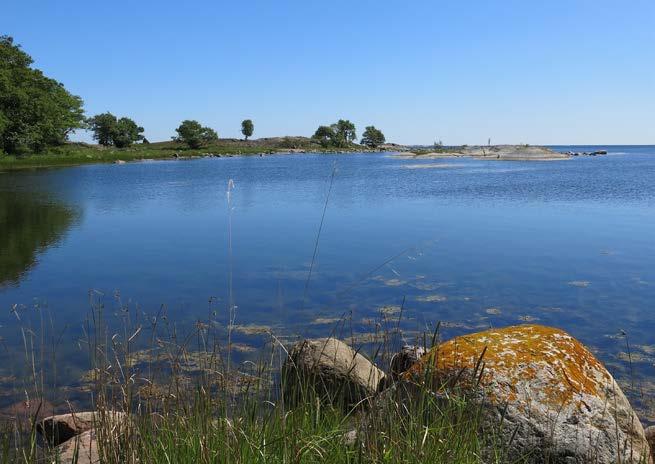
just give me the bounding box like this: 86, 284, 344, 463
282, 338, 385, 408
0, 399, 56, 431
404, 324, 651, 463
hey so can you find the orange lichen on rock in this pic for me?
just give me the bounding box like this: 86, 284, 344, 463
406, 324, 612, 408
404, 324, 651, 463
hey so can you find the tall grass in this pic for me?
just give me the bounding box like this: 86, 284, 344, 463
0, 292, 501, 463
0, 172, 537, 463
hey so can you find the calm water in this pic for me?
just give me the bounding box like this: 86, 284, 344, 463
1, 146, 655, 418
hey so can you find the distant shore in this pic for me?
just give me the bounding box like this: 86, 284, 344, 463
392, 144, 572, 161
0, 137, 380, 171
1, 140, 607, 171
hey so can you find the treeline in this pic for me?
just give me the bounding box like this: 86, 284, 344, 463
0, 36, 386, 155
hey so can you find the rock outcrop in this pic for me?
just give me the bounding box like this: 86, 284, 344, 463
283, 337, 385, 408
404, 324, 651, 463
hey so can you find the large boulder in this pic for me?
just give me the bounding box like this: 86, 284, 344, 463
283, 338, 385, 409
404, 324, 651, 463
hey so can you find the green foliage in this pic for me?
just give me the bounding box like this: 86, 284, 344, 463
241, 119, 254, 140
87, 113, 144, 148
331, 119, 356, 147
0, 136, 359, 170
312, 125, 335, 147
174, 120, 218, 149
0, 36, 85, 155
87, 113, 117, 146
113, 117, 144, 148
361, 126, 386, 148
312, 119, 357, 148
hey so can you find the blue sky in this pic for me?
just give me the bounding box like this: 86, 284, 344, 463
3, 0, 654, 145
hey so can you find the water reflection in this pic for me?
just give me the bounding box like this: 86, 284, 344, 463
0, 190, 77, 288
0, 148, 654, 419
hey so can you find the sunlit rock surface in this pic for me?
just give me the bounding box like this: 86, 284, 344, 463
406, 324, 651, 463
283, 337, 385, 408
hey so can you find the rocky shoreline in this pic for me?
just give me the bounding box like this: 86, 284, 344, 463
36, 324, 654, 463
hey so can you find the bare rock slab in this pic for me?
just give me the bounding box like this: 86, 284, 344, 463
283, 337, 385, 408
405, 324, 651, 463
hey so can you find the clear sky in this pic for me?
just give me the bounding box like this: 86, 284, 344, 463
3, 0, 654, 145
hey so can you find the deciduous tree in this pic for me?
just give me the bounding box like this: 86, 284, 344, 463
312, 125, 335, 147
0, 36, 85, 155
174, 120, 218, 149
331, 119, 356, 147
312, 119, 357, 148
87, 113, 144, 148
361, 126, 385, 148
241, 119, 254, 140
87, 113, 118, 146
112, 117, 144, 148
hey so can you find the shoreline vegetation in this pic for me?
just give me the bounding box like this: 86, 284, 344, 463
1, 312, 653, 463
0, 137, 377, 171
0, 139, 614, 172
0, 140, 603, 172
1, 141, 602, 172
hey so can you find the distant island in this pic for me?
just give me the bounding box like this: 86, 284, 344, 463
391, 144, 606, 161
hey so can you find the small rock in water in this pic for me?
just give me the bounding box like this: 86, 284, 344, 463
416, 294, 447, 302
